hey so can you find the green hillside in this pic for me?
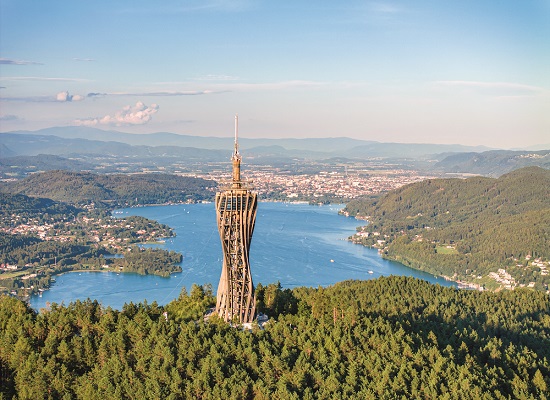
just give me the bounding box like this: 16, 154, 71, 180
0, 154, 95, 179
0, 170, 216, 206
344, 167, 550, 291
432, 150, 550, 177
0, 193, 80, 219
1, 277, 549, 399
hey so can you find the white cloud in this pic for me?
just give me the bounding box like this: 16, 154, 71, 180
74, 101, 159, 127
0, 58, 43, 65
4, 91, 86, 102
56, 91, 85, 102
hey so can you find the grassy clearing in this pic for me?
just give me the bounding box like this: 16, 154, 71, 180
0, 270, 27, 280
435, 245, 459, 255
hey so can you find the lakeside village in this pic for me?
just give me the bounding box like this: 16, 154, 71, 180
3, 166, 548, 299
348, 226, 550, 292
1, 167, 442, 302
0, 209, 176, 301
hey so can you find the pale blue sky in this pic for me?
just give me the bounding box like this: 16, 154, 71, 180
1, 0, 549, 148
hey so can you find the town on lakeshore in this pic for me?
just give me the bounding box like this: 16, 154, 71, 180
1, 161, 429, 301
2, 160, 549, 302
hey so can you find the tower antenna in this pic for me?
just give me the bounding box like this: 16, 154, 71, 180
234, 113, 239, 155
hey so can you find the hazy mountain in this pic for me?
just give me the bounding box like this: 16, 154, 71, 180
343, 142, 491, 160
0, 133, 228, 160
433, 150, 550, 177
0, 143, 17, 158
7, 126, 369, 153
522, 143, 550, 151
0, 154, 96, 178
1, 133, 135, 157
4, 127, 495, 159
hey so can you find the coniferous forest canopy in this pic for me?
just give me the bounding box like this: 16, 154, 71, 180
1, 277, 549, 399
1, 164, 550, 398
344, 167, 550, 291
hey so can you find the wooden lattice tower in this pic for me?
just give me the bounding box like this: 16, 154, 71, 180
215, 115, 257, 323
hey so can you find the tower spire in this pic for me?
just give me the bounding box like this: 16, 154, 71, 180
232, 113, 242, 185
234, 113, 239, 156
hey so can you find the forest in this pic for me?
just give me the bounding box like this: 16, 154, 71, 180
1, 276, 549, 399
0, 193, 80, 225
344, 167, 550, 291
0, 170, 216, 207
109, 248, 182, 277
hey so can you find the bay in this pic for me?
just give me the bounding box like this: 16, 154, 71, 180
31, 202, 456, 310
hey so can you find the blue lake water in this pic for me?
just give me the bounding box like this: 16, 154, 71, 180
31, 202, 455, 310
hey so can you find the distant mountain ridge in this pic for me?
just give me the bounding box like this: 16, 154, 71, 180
3, 127, 549, 178
432, 150, 550, 176
4, 126, 492, 157
5, 126, 370, 153
0, 154, 95, 175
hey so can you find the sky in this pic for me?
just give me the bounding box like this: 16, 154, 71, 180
0, 0, 549, 148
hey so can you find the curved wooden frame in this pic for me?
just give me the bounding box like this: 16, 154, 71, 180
215, 115, 257, 323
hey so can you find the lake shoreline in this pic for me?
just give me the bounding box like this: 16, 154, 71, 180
31, 203, 457, 311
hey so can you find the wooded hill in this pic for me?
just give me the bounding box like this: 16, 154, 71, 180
0, 154, 95, 178
1, 277, 549, 399
432, 150, 550, 177
344, 167, 550, 290
0, 193, 80, 222
0, 170, 216, 206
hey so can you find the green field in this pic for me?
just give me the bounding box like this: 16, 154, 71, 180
0, 270, 27, 280
435, 245, 459, 255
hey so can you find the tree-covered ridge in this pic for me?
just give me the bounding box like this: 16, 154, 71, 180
0, 170, 216, 207
344, 167, 550, 291
432, 150, 550, 177
0, 193, 80, 224
1, 277, 549, 399
0, 154, 96, 179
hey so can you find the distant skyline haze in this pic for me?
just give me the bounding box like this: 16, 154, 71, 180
0, 0, 548, 149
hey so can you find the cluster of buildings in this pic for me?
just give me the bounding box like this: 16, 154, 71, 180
0, 214, 166, 252
488, 269, 517, 289
1, 221, 65, 241
210, 167, 435, 200
486, 256, 549, 290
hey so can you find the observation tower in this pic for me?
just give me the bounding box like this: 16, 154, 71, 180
215, 115, 257, 323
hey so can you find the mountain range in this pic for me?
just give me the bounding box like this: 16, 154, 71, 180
1, 127, 549, 177
3, 126, 490, 158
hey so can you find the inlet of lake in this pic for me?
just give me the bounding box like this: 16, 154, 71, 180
31, 202, 456, 311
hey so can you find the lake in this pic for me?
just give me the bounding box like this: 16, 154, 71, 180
31, 202, 455, 310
